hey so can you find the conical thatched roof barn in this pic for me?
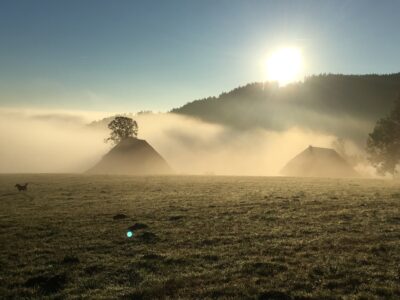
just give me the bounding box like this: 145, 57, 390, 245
280, 146, 359, 178
87, 137, 172, 175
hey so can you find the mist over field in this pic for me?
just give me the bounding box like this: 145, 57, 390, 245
136, 113, 340, 176
0, 108, 108, 173
0, 107, 374, 176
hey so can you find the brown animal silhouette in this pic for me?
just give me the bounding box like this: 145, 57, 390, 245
15, 183, 28, 191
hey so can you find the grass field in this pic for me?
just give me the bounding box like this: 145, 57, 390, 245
0, 175, 399, 299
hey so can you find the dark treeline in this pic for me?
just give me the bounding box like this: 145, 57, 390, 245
171, 73, 400, 145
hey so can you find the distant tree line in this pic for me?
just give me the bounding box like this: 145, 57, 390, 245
171, 73, 400, 144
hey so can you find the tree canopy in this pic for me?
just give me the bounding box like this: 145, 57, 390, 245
106, 116, 138, 145
367, 96, 400, 176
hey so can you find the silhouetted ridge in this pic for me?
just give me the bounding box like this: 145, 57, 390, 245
87, 137, 171, 175
171, 73, 400, 144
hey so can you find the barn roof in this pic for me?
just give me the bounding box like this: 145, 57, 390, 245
280, 145, 359, 178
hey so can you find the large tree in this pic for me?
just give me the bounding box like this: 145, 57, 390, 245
106, 116, 138, 145
367, 96, 400, 176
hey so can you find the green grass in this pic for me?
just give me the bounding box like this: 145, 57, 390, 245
0, 175, 399, 299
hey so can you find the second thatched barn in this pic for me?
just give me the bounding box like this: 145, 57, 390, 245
280, 146, 359, 178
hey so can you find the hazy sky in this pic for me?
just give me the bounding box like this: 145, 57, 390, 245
1, 0, 399, 112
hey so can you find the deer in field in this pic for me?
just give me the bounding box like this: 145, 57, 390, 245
15, 183, 29, 192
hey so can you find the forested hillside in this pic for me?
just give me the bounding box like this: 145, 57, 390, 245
172, 73, 400, 144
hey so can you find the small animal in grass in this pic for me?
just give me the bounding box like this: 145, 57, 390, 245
15, 183, 28, 192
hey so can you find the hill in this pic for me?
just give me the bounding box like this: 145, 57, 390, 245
171, 73, 400, 144
87, 137, 172, 175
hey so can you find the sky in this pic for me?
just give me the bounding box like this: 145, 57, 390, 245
0, 0, 400, 113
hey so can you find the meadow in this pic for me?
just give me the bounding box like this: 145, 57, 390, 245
0, 175, 399, 299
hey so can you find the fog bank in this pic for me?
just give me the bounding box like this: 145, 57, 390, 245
0, 108, 374, 176
0, 108, 108, 173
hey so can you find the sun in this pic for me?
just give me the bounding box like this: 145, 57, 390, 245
265, 47, 303, 87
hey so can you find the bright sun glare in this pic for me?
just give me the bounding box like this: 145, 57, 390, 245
266, 47, 303, 87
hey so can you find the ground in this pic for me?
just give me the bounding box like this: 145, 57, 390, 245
0, 175, 399, 299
